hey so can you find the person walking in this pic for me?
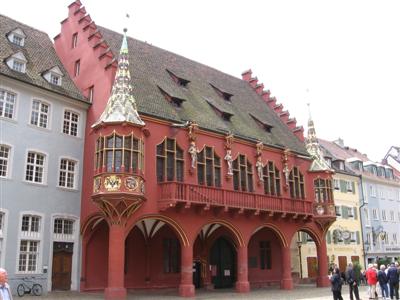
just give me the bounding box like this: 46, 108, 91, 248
346, 263, 361, 300
0, 268, 13, 300
365, 263, 378, 299
377, 264, 389, 300
331, 267, 344, 300
387, 262, 399, 300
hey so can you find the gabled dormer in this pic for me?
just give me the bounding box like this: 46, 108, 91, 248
346, 157, 363, 171
210, 83, 233, 101
6, 28, 26, 46
332, 159, 345, 171
42, 66, 64, 86
166, 69, 190, 87
203, 96, 233, 121
6, 51, 27, 73
249, 113, 273, 133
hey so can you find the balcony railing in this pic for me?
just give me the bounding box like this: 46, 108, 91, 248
158, 182, 314, 216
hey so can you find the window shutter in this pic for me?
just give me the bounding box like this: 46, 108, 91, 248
340, 180, 346, 193
353, 207, 358, 220
326, 231, 331, 244
356, 231, 360, 244
352, 182, 355, 194
342, 206, 348, 219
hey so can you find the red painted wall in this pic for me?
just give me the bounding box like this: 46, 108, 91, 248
55, 1, 333, 292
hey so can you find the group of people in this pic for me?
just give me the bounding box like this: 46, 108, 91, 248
330, 261, 400, 300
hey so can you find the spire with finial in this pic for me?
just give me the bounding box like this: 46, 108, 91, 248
305, 103, 332, 172
92, 26, 144, 128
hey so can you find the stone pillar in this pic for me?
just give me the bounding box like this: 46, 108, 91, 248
179, 245, 195, 297
236, 246, 250, 293
316, 239, 329, 287
105, 224, 127, 300
281, 246, 293, 289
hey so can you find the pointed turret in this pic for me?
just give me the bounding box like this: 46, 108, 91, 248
305, 104, 332, 172
92, 28, 144, 127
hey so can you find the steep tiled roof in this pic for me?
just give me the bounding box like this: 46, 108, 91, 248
97, 26, 308, 155
319, 139, 369, 162
0, 14, 87, 102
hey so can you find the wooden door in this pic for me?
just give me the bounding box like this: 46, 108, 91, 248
351, 256, 359, 263
52, 242, 73, 290
210, 237, 236, 288
306, 257, 317, 278
338, 256, 347, 273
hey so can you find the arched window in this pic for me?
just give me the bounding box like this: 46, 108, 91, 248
95, 133, 143, 173
197, 146, 221, 187
314, 178, 333, 202
289, 167, 305, 199
233, 154, 253, 192
262, 161, 281, 196
156, 138, 184, 182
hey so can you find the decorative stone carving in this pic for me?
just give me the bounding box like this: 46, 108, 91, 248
255, 141, 264, 183
93, 177, 101, 193
224, 133, 234, 177
282, 148, 290, 190
104, 175, 122, 191
125, 176, 138, 191
224, 149, 234, 176
188, 141, 200, 169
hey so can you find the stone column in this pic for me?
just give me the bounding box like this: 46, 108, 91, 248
316, 239, 329, 287
179, 245, 195, 297
105, 224, 127, 300
281, 246, 293, 289
236, 245, 250, 293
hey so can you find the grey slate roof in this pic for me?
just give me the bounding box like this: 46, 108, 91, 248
98, 26, 308, 155
0, 14, 87, 102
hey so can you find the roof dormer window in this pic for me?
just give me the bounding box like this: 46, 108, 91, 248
42, 66, 63, 86
6, 52, 27, 73
204, 97, 233, 121
158, 86, 186, 108
166, 69, 190, 87
249, 113, 273, 133
7, 28, 26, 46
210, 84, 233, 101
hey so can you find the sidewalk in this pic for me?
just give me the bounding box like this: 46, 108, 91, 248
20, 284, 370, 299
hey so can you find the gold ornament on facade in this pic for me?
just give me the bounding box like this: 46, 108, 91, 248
93, 177, 101, 193
125, 176, 139, 191
104, 175, 122, 191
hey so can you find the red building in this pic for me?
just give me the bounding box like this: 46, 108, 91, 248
55, 1, 336, 299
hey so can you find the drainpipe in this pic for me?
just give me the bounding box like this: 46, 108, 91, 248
358, 174, 367, 268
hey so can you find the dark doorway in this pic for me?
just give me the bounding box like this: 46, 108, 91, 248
210, 237, 236, 288
193, 261, 202, 288
52, 242, 73, 290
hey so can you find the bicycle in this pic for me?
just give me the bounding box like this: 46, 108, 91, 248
16, 277, 43, 297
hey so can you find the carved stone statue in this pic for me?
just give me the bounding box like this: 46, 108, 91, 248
188, 141, 199, 169
224, 149, 233, 176
256, 156, 264, 182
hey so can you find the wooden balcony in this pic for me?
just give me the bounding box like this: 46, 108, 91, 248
158, 182, 315, 217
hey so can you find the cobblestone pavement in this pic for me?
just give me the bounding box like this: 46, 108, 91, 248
20, 284, 370, 299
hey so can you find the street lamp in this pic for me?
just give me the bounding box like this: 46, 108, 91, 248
297, 232, 303, 279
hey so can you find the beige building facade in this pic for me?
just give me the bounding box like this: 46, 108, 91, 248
291, 171, 364, 279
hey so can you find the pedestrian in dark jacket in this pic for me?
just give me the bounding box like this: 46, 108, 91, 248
331, 267, 344, 300
387, 262, 399, 300
377, 264, 389, 299
346, 263, 360, 300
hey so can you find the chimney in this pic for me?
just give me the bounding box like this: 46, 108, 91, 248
333, 138, 344, 148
